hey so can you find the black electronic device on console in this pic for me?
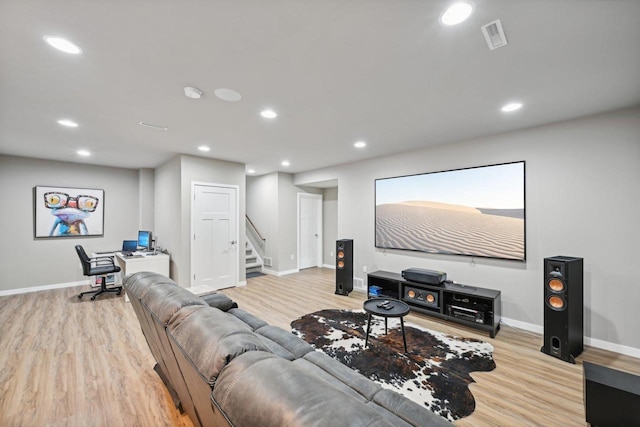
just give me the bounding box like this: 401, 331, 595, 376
446, 296, 491, 325
401, 268, 447, 286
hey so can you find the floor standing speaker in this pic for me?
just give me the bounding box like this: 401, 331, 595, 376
541, 255, 584, 363
335, 239, 353, 296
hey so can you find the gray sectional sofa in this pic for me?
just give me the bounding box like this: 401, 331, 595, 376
124, 271, 451, 427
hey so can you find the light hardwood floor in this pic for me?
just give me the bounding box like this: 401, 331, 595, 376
1, 267, 638, 426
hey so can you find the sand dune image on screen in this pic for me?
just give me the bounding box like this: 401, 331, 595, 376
376, 201, 525, 260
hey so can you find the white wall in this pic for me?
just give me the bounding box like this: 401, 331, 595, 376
294, 107, 640, 350
138, 168, 155, 231
323, 187, 338, 266
155, 155, 247, 286
247, 173, 279, 268
246, 172, 322, 273
0, 155, 141, 291
278, 173, 301, 272
154, 156, 182, 282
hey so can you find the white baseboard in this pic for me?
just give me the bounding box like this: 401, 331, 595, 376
278, 268, 299, 276
0, 280, 89, 297
237, 281, 247, 287
501, 317, 544, 334
584, 336, 640, 359
262, 268, 299, 277
501, 316, 640, 359
322, 264, 336, 270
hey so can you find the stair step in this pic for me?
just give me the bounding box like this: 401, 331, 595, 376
246, 261, 262, 274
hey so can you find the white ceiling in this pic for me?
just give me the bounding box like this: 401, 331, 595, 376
1, 0, 639, 175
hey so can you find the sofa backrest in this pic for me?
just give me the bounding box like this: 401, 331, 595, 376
212, 351, 406, 427
167, 305, 270, 427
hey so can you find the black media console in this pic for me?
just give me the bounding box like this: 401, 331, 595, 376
367, 270, 501, 338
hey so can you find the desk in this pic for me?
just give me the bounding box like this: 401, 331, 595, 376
115, 252, 170, 279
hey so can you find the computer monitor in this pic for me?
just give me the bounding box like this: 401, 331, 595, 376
122, 240, 137, 253
137, 230, 152, 251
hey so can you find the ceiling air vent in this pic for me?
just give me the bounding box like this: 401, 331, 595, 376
481, 19, 507, 50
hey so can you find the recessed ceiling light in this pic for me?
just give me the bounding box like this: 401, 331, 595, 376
43, 36, 82, 54
260, 109, 278, 119
198, 145, 210, 152
184, 86, 203, 99
58, 119, 78, 128
440, 2, 474, 26
215, 88, 242, 102
354, 141, 367, 148
281, 160, 290, 167
77, 149, 90, 157
247, 169, 255, 174
501, 102, 523, 112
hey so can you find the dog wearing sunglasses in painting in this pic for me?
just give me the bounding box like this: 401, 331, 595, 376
43, 191, 99, 236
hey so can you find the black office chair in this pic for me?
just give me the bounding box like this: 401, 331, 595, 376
76, 245, 123, 300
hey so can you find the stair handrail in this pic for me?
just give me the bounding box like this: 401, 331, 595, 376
246, 215, 266, 247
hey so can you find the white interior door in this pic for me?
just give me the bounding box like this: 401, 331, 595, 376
192, 183, 238, 289
299, 193, 322, 270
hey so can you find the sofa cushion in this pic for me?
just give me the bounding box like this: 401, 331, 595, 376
213, 351, 400, 427
255, 325, 315, 360
167, 306, 269, 385
228, 307, 268, 330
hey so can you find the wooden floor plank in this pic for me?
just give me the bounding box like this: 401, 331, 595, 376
0, 267, 637, 426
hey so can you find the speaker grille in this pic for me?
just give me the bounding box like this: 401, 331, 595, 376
547, 295, 566, 310
548, 278, 565, 292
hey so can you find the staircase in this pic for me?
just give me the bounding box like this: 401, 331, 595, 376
245, 242, 262, 275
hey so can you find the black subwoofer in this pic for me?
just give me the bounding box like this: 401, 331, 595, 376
584, 361, 640, 426
541, 256, 584, 363
335, 239, 353, 296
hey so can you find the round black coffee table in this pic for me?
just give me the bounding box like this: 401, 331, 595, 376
363, 297, 410, 353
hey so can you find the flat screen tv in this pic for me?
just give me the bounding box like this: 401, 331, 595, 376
375, 161, 525, 261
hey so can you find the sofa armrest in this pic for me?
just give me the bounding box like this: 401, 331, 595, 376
228, 307, 268, 330
202, 293, 237, 311
255, 325, 314, 360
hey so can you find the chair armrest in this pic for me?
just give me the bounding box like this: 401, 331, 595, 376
91, 256, 116, 266
91, 255, 114, 262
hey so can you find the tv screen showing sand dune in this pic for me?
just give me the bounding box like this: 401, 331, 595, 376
375, 161, 525, 261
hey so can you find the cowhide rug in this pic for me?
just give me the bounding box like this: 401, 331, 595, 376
291, 309, 496, 422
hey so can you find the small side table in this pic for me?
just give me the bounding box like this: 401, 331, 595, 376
363, 297, 410, 353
